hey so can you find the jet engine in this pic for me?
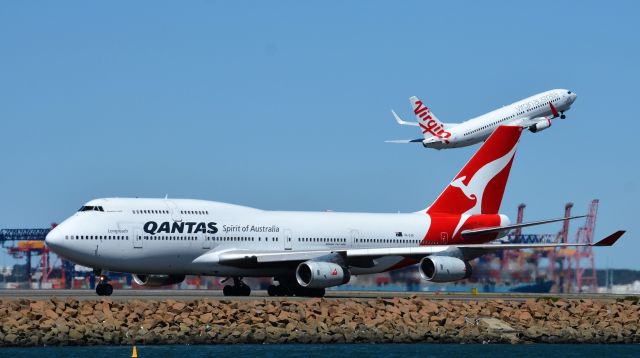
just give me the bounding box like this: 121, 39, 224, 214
295, 261, 350, 288
529, 119, 552, 133
419, 256, 472, 283
132, 274, 185, 287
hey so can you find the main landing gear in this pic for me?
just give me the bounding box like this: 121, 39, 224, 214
222, 277, 251, 296
94, 270, 113, 296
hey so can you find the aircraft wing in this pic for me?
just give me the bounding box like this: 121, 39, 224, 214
513, 116, 550, 127
198, 230, 624, 268
460, 215, 585, 239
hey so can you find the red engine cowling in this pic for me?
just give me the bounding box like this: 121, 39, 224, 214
529, 119, 552, 133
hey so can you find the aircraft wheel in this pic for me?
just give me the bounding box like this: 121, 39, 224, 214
239, 284, 251, 296
293, 287, 325, 298
267, 285, 278, 296
223, 285, 234, 296
104, 284, 113, 296
95, 283, 113, 296
560, 114, 566, 119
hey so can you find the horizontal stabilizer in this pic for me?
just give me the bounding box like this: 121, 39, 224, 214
593, 230, 625, 246
385, 139, 423, 144
461, 215, 586, 238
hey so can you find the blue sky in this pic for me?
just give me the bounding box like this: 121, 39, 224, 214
0, 1, 638, 269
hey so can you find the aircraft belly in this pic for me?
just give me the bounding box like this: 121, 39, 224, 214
98, 245, 203, 274
350, 256, 405, 275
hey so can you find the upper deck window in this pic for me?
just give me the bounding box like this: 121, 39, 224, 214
78, 205, 104, 212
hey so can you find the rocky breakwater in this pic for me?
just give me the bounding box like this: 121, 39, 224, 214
1, 296, 639, 346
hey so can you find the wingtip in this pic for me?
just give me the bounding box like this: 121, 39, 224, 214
593, 230, 625, 246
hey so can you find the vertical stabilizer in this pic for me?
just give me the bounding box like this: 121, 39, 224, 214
427, 126, 522, 215
410, 96, 451, 142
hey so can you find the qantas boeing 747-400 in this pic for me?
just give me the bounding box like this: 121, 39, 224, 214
388, 89, 577, 149
45, 126, 622, 297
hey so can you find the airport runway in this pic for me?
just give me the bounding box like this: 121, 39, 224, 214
1, 289, 637, 301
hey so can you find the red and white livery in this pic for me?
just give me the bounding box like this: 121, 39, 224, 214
388, 89, 577, 149
45, 126, 622, 297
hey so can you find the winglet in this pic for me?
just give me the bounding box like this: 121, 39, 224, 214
593, 230, 625, 246
391, 110, 419, 126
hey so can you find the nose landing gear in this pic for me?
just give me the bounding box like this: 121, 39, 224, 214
560, 111, 566, 119
222, 277, 251, 296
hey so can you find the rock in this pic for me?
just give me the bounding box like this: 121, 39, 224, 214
517, 311, 533, 321
29, 301, 45, 312
171, 302, 186, 311
4, 334, 18, 344
69, 329, 83, 340
199, 312, 213, 324
44, 309, 58, 320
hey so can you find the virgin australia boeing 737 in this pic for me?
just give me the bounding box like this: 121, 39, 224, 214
45, 126, 622, 297
387, 89, 577, 149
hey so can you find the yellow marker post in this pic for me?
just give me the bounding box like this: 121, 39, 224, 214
471, 287, 478, 296
131, 345, 138, 358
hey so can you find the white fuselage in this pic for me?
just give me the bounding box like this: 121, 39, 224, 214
426, 89, 577, 149
46, 198, 458, 277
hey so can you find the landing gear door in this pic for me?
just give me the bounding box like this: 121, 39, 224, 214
165, 200, 182, 222
133, 229, 143, 249
283, 229, 293, 250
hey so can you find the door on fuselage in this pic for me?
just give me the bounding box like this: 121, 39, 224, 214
283, 229, 293, 250
350, 229, 360, 247
133, 229, 143, 248
202, 235, 212, 250
440, 232, 448, 245
165, 200, 182, 222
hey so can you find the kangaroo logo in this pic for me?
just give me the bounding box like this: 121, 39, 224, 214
449, 176, 476, 201
448, 144, 518, 238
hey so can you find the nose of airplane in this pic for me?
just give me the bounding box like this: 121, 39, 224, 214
45, 225, 63, 252
568, 91, 577, 103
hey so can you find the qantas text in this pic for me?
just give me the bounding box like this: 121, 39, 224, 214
143, 221, 218, 235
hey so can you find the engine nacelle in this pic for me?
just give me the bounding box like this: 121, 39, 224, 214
296, 261, 350, 288
132, 274, 185, 287
529, 119, 552, 133
419, 256, 472, 283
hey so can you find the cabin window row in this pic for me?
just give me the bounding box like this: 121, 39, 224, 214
143, 236, 197, 241
355, 238, 420, 244
131, 209, 209, 215
298, 237, 346, 243
180, 210, 208, 215
133, 210, 169, 214
215, 237, 278, 242
66, 235, 128, 240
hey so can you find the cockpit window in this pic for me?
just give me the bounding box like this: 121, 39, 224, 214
78, 206, 104, 212
567, 91, 572, 94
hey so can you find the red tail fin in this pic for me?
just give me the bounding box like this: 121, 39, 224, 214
427, 126, 522, 215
